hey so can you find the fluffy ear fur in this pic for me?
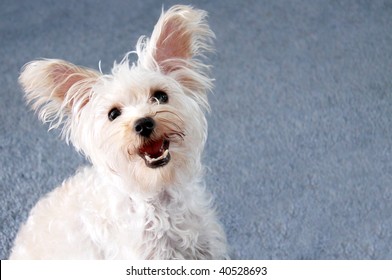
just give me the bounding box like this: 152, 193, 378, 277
19, 59, 100, 132
148, 5, 214, 71
137, 5, 215, 105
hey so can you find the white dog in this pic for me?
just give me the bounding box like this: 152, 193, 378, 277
10, 5, 228, 259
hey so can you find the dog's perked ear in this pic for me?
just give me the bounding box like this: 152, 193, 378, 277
19, 59, 100, 131
138, 5, 215, 104
147, 5, 214, 71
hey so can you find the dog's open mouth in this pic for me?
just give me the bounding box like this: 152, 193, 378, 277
138, 138, 171, 168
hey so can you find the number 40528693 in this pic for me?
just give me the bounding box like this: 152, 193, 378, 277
218, 266, 267, 276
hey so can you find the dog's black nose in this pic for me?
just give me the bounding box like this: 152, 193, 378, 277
134, 117, 155, 138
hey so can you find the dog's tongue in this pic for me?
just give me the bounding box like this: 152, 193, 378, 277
139, 139, 165, 158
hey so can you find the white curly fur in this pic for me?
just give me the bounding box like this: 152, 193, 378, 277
10, 5, 228, 260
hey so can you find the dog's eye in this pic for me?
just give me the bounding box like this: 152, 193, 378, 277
108, 107, 121, 121
151, 90, 168, 104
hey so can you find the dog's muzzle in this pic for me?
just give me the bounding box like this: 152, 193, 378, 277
135, 117, 171, 168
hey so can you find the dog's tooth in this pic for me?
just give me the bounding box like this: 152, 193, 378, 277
143, 147, 169, 166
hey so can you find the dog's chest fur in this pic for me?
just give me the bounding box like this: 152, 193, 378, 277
81, 168, 214, 259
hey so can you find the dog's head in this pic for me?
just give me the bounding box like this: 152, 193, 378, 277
19, 6, 214, 192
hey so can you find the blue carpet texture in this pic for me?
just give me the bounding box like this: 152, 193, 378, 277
1, 0, 392, 259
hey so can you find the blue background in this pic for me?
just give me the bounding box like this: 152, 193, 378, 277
1, 0, 392, 259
